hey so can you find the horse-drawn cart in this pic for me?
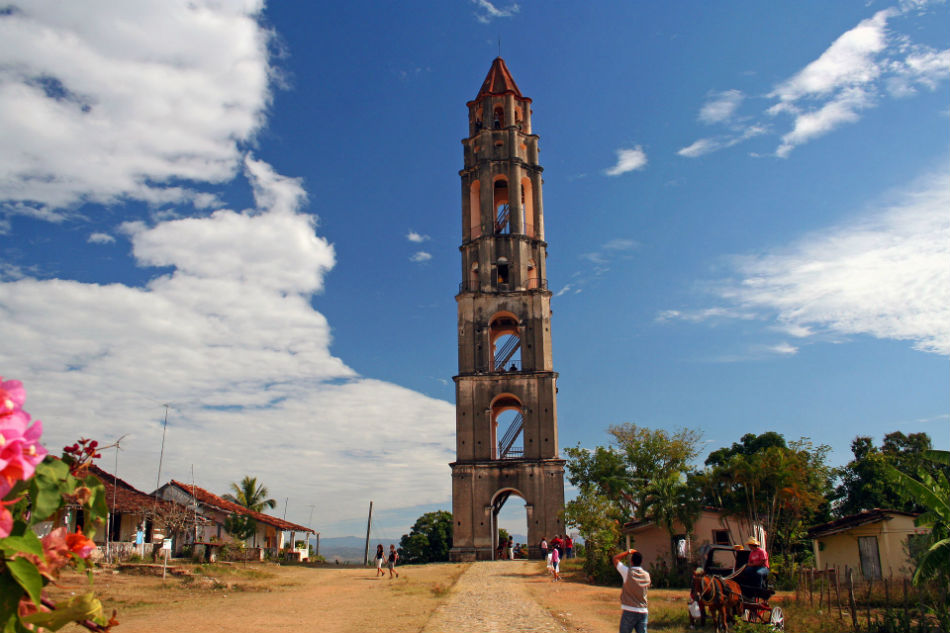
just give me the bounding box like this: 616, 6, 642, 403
689, 545, 784, 631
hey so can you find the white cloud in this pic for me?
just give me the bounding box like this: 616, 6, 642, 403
472, 0, 520, 23
886, 48, 950, 96
605, 146, 648, 176
669, 168, 950, 355
767, 342, 799, 356
776, 87, 872, 157
0, 1, 456, 536
0, 0, 272, 217
686, 8, 948, 157
0, 163, 455, 534
87, 232, 115, 245
410, 251, 432, 263
407, 230, 430, 243
655, 307, 757, 323
770, 10, 894, 103
678, 138, 720, 158
699, 89, 744, 124
678, 126, 767, 158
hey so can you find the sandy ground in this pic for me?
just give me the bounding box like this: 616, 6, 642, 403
48, 559, 718, 633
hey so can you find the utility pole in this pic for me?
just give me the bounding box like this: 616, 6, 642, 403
363, 501, 373, 566
155, 404, 169, 491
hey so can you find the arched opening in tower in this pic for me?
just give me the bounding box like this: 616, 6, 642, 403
493, 179, 509, 235
492, 488, 528, 560
490, 314, 521, 371
491, 392, 524, 461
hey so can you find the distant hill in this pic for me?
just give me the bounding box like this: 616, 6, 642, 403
313, 534, 530, 562
312, 536, 400, 563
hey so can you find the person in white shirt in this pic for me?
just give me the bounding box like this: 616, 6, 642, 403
612, 548, 651, 633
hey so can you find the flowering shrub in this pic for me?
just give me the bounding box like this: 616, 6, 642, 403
0, 377, 117, 632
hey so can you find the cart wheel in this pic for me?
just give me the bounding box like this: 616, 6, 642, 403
769, 606, 784, 629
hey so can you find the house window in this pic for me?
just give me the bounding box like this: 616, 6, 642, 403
858, 535, 882, 580
713, 529, 730, 546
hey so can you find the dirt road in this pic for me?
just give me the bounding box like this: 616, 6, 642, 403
421, 561, 567, 633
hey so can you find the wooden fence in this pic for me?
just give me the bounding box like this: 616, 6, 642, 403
796, 565, 939, 632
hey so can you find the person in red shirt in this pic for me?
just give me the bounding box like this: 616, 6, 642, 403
550, 534, 564, 559
746, 537, 769, 588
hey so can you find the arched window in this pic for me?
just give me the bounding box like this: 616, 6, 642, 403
490, 313, 521, 371
490, 394, 523, 460
493, 179, 509, 235
493, 106, 504, 129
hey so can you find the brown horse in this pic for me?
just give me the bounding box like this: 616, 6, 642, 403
691, 570, 743, 632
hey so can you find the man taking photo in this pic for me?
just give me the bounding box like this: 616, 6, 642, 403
612, 548, 651, 633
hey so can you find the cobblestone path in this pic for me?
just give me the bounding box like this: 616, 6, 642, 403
420, 560, 568, 633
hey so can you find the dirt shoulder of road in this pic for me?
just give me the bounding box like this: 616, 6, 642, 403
47, 559, 717, 633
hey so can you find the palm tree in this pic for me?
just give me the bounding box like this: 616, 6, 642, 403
640, 471, 701, 568
223, 476, 277, 513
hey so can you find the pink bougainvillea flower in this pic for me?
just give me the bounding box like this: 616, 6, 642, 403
0, 377, 26, 418
65, 531, 97, 559
0, 380, 47, 498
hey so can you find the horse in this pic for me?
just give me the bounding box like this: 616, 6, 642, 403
691, 569, 743, 632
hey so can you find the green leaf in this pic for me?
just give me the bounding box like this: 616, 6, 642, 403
5, 557, 43, 607
83, 474, 109, 523
22, 592, 103, 631
28, 459, 71, 523
0, 531, 43, 557
0, 572, 25, 628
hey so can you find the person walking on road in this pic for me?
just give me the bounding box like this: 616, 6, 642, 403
374, 544, 385, 577
612, 548, 651, 633
387, 544, 399, 579
550, 545, 561, 582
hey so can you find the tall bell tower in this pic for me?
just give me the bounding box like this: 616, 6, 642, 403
449, 58, 565, 561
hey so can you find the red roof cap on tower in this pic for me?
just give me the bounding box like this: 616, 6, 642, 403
473, 57, 528, 102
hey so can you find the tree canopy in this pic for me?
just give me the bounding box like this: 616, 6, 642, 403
701, 434, 832, 558
398, 510, 453, 563
834, 431, 936, 516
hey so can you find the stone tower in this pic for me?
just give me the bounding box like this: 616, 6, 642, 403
449, 58, 565, 562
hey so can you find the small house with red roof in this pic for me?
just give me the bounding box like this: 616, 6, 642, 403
155, 480, 314, 561
84, 465, 209, 559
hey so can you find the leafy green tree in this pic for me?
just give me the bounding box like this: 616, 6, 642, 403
564, 424, 704, 583
609, 423, 703, 512
398, 510, 453, 563
834, 432, 936, 516
705, 431, 787, 468
224, 512, 256, 543
703, 434, 832, 561
563, 489, 623, 584
223, 475, 277, 513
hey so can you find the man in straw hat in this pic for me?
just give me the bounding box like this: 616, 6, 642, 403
746, 537, 769, 588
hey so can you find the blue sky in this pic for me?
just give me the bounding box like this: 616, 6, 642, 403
1, 0, 947, 539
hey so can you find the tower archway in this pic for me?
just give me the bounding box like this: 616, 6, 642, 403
491, 487, 529, 558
